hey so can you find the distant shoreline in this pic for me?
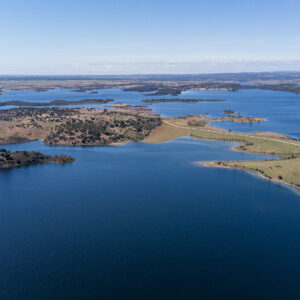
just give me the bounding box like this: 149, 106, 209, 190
142, 98, 225, 103
1, 74, 300, 96
0, 99, 113, 107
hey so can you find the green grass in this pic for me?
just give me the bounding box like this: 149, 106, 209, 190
145, 121, 300, 188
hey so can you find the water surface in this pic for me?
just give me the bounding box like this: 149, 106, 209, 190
0, 139, 300, 299
1, 86, 300, 298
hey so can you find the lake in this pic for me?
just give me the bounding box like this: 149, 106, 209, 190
0, 138, 300, 299
1, 88, 300, 299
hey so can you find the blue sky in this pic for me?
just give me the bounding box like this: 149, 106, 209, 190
1, 0, 300, 74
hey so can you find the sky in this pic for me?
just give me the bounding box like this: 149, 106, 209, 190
1, 0, 300, 74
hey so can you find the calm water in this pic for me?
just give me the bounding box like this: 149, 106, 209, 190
1, 88, 300, 138
0, 139, 300, 299
1, 87, 300, 298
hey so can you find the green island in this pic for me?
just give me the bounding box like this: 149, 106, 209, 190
0, 149, 74, 169
0, 105, 299, 189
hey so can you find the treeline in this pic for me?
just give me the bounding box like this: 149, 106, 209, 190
0, 99, 113, 107
0, 149, 74, 169
123, 82, 300, 96
45, 112, 162, 145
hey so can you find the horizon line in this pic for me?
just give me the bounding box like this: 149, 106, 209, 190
1, 70, 300, 77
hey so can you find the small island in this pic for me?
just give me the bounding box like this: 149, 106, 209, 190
0, 149, 74, 169
142, 98, 225, 103
223, 110, 235, 115
0, 99, 113, 107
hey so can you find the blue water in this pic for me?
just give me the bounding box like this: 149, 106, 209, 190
1, 88, 300, 138
0, 139, 299, 299
1, 87, 300, 298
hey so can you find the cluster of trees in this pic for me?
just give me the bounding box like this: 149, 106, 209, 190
0, 149, 74, 168
45, 113, 162, 145
124, 81, 300, 96
123, 84, 163, 93
0, 107, 76, 118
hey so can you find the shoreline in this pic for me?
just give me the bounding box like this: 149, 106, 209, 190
0, 104, 299, 191
197, 160, 300, 193
144, 120, 300, 189
2, 127, 300, 194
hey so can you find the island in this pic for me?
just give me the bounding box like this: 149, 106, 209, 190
0, 99, 113, 107
0, 149, 74, 169
142, 98, 225, 103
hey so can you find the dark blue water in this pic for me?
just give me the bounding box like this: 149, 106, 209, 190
0, 139, 300, 299
1, 87, 300, 298
1, 88, 300, 138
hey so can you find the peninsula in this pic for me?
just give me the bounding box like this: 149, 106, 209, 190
0, 149, 74, 169
143, 117, 300, 189
0, 105, 299, 188
0, 107, 162, 146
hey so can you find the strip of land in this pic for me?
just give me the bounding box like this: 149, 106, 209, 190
0, 99, 113, 107
144, 119, 300, 189
1, 74, 300, 96
142, 98, 225, 103
102, 103, 152, 113
0, 149, 74, 169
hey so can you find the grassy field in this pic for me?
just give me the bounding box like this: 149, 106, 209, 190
143, 122, 190, 143
144, 120, 300, 189
202, 159, 300, 188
